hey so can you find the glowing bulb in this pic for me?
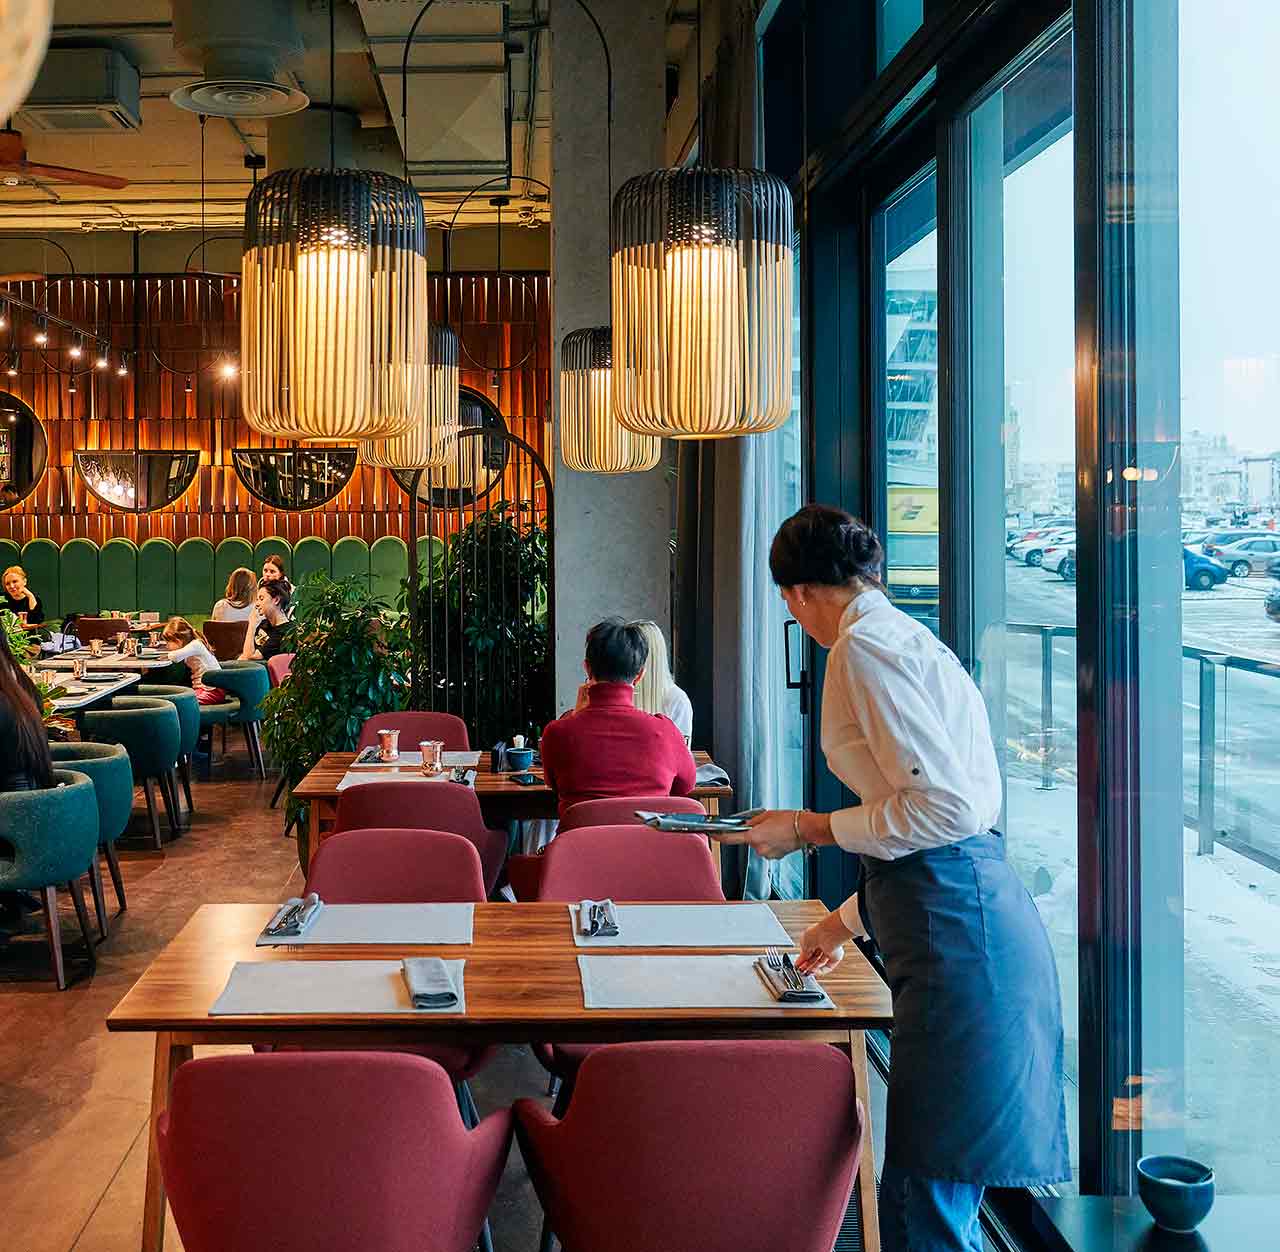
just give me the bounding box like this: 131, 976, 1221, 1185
69, 340, 83, 360
33, 328, 47, 345
95, 349, 109, 370
220, 359, 238, 380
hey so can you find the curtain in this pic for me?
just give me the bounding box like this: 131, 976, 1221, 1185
673, 0, 805, 899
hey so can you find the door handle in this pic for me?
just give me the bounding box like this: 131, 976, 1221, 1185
784, 618, 810, 715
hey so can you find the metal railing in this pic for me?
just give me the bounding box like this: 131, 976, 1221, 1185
1007, 621, 1280, 873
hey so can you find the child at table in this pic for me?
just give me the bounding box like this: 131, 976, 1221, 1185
161, 617, 226, 705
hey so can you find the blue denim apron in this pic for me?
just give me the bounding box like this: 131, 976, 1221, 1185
861, 832, 1070, 1186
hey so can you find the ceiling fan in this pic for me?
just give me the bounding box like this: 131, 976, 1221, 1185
0, 127, 129, 190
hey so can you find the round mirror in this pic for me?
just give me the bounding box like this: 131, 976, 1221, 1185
391, 386, 509, 509
232, 447, 358, 511
0, 391, 48, 510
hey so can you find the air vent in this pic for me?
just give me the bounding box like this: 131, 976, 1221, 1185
18, 49, 141, 132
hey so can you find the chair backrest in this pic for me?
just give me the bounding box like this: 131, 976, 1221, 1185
334, 781, 489, 838
515, 1041, 863, 1252
158, 1052, 513, 1252
83, 696, 182, 776
48, 743, 133, 846
204, 661, 270, 721
305, 828, 485, 903
203, 619, 248, 661
0, 769, 100, 891
76, 615, 130, 643
136, 684, 201, 755
356, 711, 470, 752
560, 794, 706, 833
536, 826, 724, 902
266, 652, 294, 687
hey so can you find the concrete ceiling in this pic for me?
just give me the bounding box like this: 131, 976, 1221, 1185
0, 0, 552, 235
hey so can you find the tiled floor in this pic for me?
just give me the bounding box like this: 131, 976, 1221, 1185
0, 752, 546, 1252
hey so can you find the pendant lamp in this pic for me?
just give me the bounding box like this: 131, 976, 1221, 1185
611, 166, 794, 439
359, 323, 460, 469
241, 168, 429, 441
560, 326, 660, 472
0, 1, 53, 125
426, 387, 503, 499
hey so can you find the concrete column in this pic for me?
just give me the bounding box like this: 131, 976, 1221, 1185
550, 0, 670, 711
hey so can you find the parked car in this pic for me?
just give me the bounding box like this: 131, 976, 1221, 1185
1184, 547, 1230, 591
1011, 528, 1074, 567
1267, 555, 1280, 580
1040, 536, 1076, 575
1266, 586, 1280, 624
1045, 546, 1076, 581
1211, 535, 1280, 578
1181, 529, 1211, 552
1201, 528, 1276, 558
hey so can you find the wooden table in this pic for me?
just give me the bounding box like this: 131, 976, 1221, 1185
292, 749, 735, 870
50, 670, 139, 712
107, 900, 892, 1252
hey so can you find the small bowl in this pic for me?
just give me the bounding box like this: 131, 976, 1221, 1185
505, 748, 534, 771
1137, 1155, 1214, 1233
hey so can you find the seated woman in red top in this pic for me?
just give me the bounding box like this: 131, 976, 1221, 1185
539, 618, 696, 821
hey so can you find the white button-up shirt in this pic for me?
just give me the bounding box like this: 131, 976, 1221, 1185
820, 590, 1002, 933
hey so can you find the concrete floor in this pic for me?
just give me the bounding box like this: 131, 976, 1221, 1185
0, 751, 547, 1252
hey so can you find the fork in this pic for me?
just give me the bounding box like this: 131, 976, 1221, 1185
765, 947, 800, 989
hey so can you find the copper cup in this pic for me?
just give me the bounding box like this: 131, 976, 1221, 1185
419, 740, 445, 774
71, 658, 86, 680
376, 728, 400, 762
89, 637, 103, 657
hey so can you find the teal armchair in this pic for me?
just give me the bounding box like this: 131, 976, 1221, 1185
0, 770, 100, 989
49, 742, 133, 938
137, 684, 201, 821
203, 661, 270, 779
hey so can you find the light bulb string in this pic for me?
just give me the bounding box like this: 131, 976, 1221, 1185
329, 0, 337, 171
696, 0, 704, 166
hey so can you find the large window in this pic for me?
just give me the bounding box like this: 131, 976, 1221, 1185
877, 0, 923, 70
963, 27, 1079, 1186
875, 171, 940, 635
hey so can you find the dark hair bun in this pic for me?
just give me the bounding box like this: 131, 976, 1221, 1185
769, 504, 884, 588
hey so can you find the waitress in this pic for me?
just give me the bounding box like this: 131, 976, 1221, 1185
716, 504, 1068, 1251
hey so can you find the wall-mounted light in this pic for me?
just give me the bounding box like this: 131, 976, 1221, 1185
68, 335, 83, 360
68, 376, 77, 394
219, 357, 238, 380
5, 352, 18, 378
94, 343, 110, 370
32, 316, 48, 345
184, 375, 194, 394
116, 351, 130, 377
0, 300, 9, 330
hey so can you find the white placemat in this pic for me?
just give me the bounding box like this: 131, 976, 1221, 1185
256, 903, 474, 947
335, 770, 450, 791
350, 751, 424, 768
576, 955, 834, 1010
443, 751, 481, 767
210, 959, 466, 1015
569, 903, 793, 948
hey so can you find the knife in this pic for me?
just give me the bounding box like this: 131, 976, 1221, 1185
267, 901, 302, 935
781, 952, 806, 991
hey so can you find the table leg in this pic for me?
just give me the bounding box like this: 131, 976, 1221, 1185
141, 1032, 192, 1252
848, 1029, 881, 1252
306, 799, 323, 871
704, 797, 722, 878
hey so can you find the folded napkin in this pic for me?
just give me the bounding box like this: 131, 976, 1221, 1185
754, 956, 827, 1003
578, 899, 620, 938
695, 762, 731, 787
402, 957, 459, 1009
262, 893, 324, 940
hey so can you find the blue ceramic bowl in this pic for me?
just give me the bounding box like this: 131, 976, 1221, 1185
505, 748, 534, 771
1137, 1155, 1215, 1233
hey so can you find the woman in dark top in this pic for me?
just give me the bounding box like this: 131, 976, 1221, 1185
0, 630, 52, 791
2, 564, 43, 625
240, 579, 291, 662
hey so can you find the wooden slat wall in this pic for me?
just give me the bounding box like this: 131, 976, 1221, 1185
0, 273, 552, 546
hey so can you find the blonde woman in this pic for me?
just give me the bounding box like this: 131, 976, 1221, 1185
630, 619, 693, 744
161, 617, 226, 705
210, 567, 257, 623
2, 564, 43, 624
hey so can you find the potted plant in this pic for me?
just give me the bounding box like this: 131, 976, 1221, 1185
2, 608, 73, 737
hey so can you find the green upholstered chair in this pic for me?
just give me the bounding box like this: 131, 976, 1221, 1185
0, 770, 100, 989
49, 742, 133, 938
82, 696, 182, 849
138, 537, 177, 619
203, 661, 270, 778
137, 684, 201, 821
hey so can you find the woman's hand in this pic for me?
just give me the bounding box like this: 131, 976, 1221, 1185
572, 680, 592, 714
795, 909, 854, 975
24, 588, 36, 609
710, 809, 800, 860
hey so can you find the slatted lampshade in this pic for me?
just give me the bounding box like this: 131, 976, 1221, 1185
0, 1, 53, 125
241, 168, 428, 441
560, 325, 661, 474
359, 323, 460, 469
610, 167, 794, 439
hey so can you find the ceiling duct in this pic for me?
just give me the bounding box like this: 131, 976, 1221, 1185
169, 0, 310, 118
266, 111, 403, 176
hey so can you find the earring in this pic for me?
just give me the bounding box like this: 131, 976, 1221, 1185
798, 597, 807, 607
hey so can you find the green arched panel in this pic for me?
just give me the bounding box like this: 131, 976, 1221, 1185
416, 534, 445, 580
331, 535, 370, 588
291, 535, 331, 587
138, 538, 177, 618
20, 537, 61, 620
175, 537, 215, 617
100, 538, 139, 614
60, 538, 101, 615
0, 538, 19, 572
214, 536, 254, 599
253, 536, 292, 580
369, 535, 407, 607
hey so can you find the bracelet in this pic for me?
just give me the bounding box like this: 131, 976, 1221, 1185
793, 810, 817, 857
